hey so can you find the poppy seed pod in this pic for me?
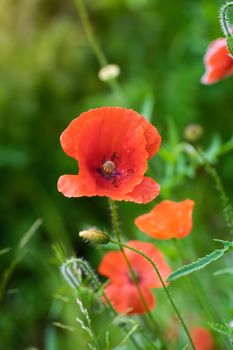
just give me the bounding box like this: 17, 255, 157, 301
79, 228, 110, 245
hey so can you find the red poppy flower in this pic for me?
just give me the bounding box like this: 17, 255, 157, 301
201, 38, 233, 84
134, 200, 194, 239
58, 107, 161, 204
191, 327, 214, 350
98, 240, 171, 314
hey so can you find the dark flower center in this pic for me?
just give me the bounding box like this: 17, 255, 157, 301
102, 160, 116, 176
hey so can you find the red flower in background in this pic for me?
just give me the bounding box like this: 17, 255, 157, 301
98, 240, 171, 314
58, 107, 161, 204
191, 327, 214, 350
135, 200, 194, 239
201, 38, 233, 84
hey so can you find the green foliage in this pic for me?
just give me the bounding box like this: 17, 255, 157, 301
167, 240, 233, 282
209, 321, 233, 344
0, 219, 42, 301
167, 248, 228, 282
1, 0, 233, 349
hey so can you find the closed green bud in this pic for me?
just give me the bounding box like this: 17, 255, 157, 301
79, 228, 110, 245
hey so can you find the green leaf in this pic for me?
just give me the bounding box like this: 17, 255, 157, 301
0, 219, 42, 300
167, 248, 228, 282
0, 247, 11, 257
209, 321, 233, 342
213, 239, 233, 249
213, 268, 233, 276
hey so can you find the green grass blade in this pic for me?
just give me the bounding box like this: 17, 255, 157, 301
0, 247, 11, 257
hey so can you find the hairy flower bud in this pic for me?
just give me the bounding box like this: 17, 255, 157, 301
79, 228, 110, 245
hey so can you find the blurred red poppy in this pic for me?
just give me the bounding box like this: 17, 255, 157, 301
201, 38, 233, 84
58, 107, 161, 203
135, 200, 194, 239
191, 327, 214, 350
98, 240, 171, 314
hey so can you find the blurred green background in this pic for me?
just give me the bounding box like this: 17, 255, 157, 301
1, 0, 233, 349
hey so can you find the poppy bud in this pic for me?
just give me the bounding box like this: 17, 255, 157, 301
183, 124, 203, 143
98, 64, 120, 81
79, 228, 110, 245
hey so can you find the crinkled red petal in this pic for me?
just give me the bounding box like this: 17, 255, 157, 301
98, 251, 129, 284
123, 240, 171, 288
201, 38, 233, 84
121, 177, 160, 204
135, 200, 194, 239
191, 327, 214, 350
60, 107, 161, 160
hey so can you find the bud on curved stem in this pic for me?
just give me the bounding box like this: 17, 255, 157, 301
79, 228, 110, 245
220, 2, 233, 56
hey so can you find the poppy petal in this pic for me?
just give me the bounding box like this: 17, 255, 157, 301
60, 109, 98, 160
191, 327, 214, 350
57, 174, 95, 197
122, 177, 160, 204
98, 251, 129, 283
201, 38, 233, 84
135, 200, 194, 239
103, 282, 156, 315
140, 117, 161, 158
124, 240, 172, 288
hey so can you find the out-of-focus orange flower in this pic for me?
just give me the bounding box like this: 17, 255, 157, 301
201, 38, 233, 85
98, 240, 171, 314
135, 200, 194, 239
191, 327, 214, 350
58, 107, 161, 204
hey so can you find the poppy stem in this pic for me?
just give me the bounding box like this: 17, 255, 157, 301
172, 239, 215, 319
110, 239, 196, 350
74, 0, 107, 67
196, 149, 233, 235
220, 2, 233, 56
108, 199, 168, 350
74, 0, 124, 102
173, 239, 229, 350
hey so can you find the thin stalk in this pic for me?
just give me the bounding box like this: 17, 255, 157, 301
108, 199, 168, 350
173, 238, 212, 319
110, 239, 195, 350
197, 150, 233, 235
103, 285, 159, 349
62, 258, 142, 349
74, 0, 107, 67
173, 239, 228, 350
74, 0, 124, 103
